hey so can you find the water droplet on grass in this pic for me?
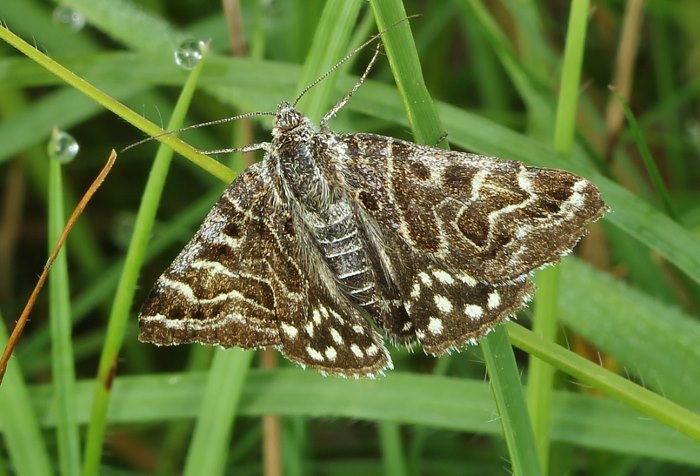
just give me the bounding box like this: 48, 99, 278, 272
174, 40, 205, 70
52, 6, 86, 31
48, 129, 79, 163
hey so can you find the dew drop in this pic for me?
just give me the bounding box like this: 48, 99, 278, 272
52, 6, 86, 31
174, 40, 205, 70
48, 129, 79, 164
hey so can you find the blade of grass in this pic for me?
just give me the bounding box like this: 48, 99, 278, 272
370, 2, 541, 474
611, 88, 678, 220
22, 369, 700, 465
508, 323, 700, 442
481, 329, 543, 476
48, 152, 82, 475
182, 348, 255, 476
81, 45, 213, 476
368, 4, 442, 474
293, 0, 363, 122
528, 0, 590, 471
369, 0, 443, 145
378, 422, 408, 476
0, 24, 233, 183
527, 268, 558, 470
0, 312, 54, 476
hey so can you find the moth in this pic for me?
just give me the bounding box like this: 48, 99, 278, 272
138, 44, 607, 377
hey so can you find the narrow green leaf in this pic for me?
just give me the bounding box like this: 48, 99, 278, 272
182, 349, 254, 476
369, 0, 443, 145
612, 88, 678, 220
48, 156, 82, 475
21, 371, 700, 466
371, 2, 540, 474
81, 44, 212, 476
508, 324, 700, 442
529, 1, 591, 470
378, 422, 408, 476
293, 0, 363, 122
482, 328, 543, 476
0, 313, 54, 476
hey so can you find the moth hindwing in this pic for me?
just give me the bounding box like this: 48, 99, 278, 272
139, 72, 607, 379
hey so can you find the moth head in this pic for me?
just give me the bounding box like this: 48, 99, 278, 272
274, 101, 306, 134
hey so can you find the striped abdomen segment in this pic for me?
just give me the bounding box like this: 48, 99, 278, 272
311, 202, 379, 311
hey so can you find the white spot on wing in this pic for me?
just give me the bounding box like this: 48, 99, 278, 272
330, 328, 344, 345
329, 308, 343, 322
464, 304, 484, 320
457, 272, 477, 287
218, 233, 241, 250
432, 269, 455, 284
433, 294, 453, 313
305, 321, 314, 337
410, 282, 421, 299
428, 317, 443, 335
470, 170, 489, 200
281, 323, 298, 339
350, 344, 363, 357
161, 278, 195, 300
306, 346, 324, 361
418, 272, 433, 286
487, 290, 501, 309
325, 347, 337, 361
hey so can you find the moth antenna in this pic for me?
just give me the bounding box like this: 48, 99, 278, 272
120, 110, 276, 154
321, 41, 382, 128
293, 15, 418, 108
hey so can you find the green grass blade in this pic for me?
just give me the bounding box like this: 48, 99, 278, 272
21, 370, 700, 465
612, 89, 678, 220
293, 0, 363, 121
482, 329, 543, 476
0, 24, 233, 182
508, 324, 700, 442
552, 0, 590, 154
528, 0, 590, 470
369, 0, 443, 145
558, 258, 700, 412
370, 2, 540, 474
81, 45, 212, 476
527, 268, 559, 469
378, 422, 408, 476
182, 349, 254, 476
0, 313, 54, 476
48, 155, 82, 475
